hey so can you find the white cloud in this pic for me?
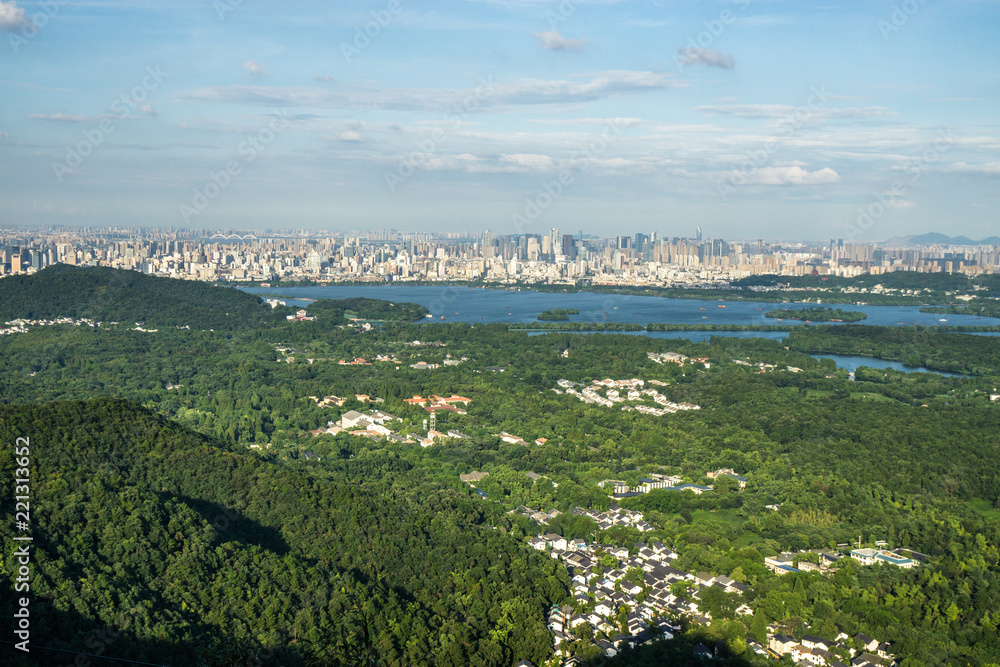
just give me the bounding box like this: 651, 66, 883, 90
313, 75, 335, 82
706, 165, 842, 186
243, 60, 267, 76
178, 70, 684, 110
533, 29, 587, 51
734, 166, 841, 185
676, 48, 734, 69
623, 19, 673, 28
27, 113, 85, 122
417, 153, 510, 173
337, 131, 363, 142
696, 104, 895, 121
136, 105, 157, 117
527, 117, 643, 128
944, 161, 1000, 176
0, 1, 28, 32
499, 153, 555, 169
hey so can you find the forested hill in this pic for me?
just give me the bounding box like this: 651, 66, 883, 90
786, 324, 1000, 375
0, 265, 275, 330
308, 297, 429, 322
0, 398, 562, 666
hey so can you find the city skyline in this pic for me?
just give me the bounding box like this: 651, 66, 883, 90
4, 225, 999, 286
1, 0, 998, 239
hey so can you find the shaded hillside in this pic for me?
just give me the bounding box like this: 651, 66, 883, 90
0, 265, 275, 330
0, 398, 562, 666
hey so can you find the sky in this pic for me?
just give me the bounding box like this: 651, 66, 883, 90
0, 0, 998, 241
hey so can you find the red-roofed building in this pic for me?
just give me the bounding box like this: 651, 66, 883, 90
434, 394, 472, 404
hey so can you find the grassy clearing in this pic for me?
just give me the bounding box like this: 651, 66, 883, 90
969, 499, 1000, 521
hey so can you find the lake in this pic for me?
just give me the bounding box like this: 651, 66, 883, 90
241, 285, 1000, 328
811, 355, 965, 377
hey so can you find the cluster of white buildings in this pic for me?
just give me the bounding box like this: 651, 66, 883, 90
647, 351, 710, 367
599, 473, 717, 499
555, 378, 701, 415
768, 631, 895, 666
514, 506, 563, 525
732, 358, 805, 374
534, 528, 754, 661
1, 316, 98, 336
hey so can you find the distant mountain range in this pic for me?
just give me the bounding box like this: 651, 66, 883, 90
884, 233, 1000, 246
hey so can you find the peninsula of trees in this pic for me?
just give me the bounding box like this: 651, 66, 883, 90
765, 307, 867, 322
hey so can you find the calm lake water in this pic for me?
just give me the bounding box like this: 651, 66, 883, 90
241, 285, 1000, 328
811, 355, 965, 377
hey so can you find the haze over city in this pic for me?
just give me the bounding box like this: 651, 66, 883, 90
1, 0, 998, 240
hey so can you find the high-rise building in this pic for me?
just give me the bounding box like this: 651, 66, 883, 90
634, 233, 649, 254
549, 228, 560, 255
561, 234, 575, 259
9, 247, 26, 274
696, 227, 703, 242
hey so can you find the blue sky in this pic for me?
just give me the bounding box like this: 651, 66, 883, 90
1, 0, 998, 241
